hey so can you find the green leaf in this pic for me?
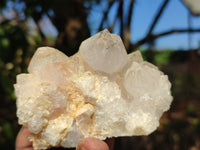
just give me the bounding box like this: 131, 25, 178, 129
2, 121, 14, 139
154, 50, 173, 65
0, 38, 10, 48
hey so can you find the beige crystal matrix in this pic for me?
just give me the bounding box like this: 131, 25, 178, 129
15, 29, 173, 150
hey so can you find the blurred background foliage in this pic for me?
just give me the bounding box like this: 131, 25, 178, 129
0, 0, 200, 149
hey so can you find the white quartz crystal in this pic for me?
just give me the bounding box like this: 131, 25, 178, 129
79, 29, 127, 74
15, 29, 173, 150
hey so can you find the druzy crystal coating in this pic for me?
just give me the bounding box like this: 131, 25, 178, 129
15, 29, 173, 150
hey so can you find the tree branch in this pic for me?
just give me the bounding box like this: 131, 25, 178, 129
128, 28, 200, 53
98, 0, 115, 31
153, 28, 200, 38
124, 0, 134, 50
108, 1, 121, 32
127, 0, 134, 27
147, 0, 170, 36
119, 0, 124, 39
35, 21, 51, 46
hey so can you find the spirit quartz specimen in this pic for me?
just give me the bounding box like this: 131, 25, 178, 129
15, 29, 173, 150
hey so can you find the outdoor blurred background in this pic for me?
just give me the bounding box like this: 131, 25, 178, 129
0, 0, 200, 149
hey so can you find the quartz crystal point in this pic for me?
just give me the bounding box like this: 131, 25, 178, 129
15, 29, 173, 150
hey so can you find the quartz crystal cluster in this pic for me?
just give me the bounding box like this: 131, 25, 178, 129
15, 29, 173, 150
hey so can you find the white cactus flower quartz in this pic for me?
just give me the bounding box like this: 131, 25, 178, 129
15, 29, 173, 150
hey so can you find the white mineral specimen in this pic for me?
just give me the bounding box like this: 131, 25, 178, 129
15, 29, 173, 150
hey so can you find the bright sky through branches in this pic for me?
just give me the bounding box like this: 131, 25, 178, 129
86, 0, 200, 50
1, 0, 199, 50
